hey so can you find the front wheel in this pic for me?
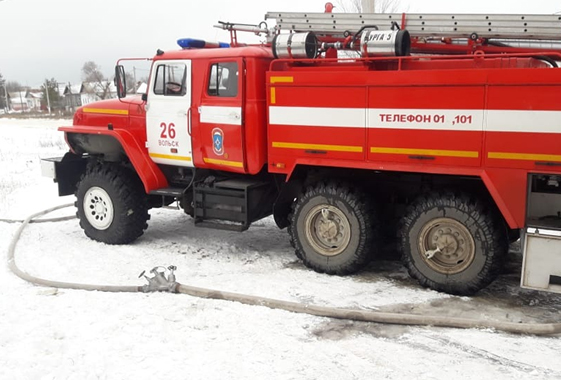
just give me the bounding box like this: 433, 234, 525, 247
76, 164, 149, 244
289, 182, 378, 275
400, 192, 508, 295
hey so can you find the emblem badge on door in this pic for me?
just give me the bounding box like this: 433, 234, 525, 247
212, 128, 224, 156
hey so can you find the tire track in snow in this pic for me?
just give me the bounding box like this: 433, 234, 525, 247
406, 332, 561, 377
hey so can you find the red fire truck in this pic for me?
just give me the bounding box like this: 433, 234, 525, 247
43, 6, 561, 296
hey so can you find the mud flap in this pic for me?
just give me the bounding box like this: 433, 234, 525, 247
41, 152, 87, 196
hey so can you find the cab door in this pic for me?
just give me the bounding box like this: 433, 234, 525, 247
146, 60, 193, 167
198, 59, 246, 172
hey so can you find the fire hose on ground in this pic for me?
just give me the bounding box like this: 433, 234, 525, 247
6, 204, 561, 336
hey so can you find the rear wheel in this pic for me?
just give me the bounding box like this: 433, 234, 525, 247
400, 191, 507, 295
289, 182, 377, 275
76, 164, 149, 244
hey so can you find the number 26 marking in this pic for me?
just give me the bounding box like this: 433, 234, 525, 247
160, 122, 176, 139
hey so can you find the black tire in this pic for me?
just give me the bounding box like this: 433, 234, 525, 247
400, 191, 508, 295
288, 182, 377, 275
76, 163, 149, 244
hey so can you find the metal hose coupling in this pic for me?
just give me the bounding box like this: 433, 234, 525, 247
139, 266, 179, 293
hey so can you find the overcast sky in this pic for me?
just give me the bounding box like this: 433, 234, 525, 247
1, 0, 560, 87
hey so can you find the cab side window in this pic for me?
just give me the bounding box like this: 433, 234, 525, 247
153, 64, 187, 96
207, 62, 238, 97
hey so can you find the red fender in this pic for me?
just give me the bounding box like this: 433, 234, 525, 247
60, 126, 168, 193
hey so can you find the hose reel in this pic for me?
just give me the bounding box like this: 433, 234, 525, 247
272, 32, 319, 59
271, 28, 411, 59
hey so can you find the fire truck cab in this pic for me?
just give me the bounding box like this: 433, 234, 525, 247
142, 45, 272, 176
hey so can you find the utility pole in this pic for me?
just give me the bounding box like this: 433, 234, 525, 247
133, 66, 137, 93
19, 90, 24, 113
45, 79, 51, 114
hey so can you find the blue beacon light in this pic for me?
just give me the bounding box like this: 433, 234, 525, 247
177, 38, 230, 49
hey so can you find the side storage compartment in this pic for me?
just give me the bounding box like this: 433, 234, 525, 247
193, 178, 277, 231
521, 174, 561, 293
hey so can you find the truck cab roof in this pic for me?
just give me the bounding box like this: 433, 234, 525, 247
153, 45, 273, 61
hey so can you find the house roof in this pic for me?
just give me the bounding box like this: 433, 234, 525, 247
81, 81, 117, 95
8, 91, 28, 102
64, 84, 82, 95
28, 91, 43, 99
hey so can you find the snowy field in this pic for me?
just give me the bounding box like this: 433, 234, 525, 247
1, 118, 560, 379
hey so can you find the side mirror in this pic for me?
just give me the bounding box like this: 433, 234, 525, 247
114, 65, 127, 99
141, 93, 148, 102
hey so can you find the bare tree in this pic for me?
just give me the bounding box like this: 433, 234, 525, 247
82, 61, 104, 82
5, 80, 24, 92
81, 61, 112, 100
336, 0, 402, 13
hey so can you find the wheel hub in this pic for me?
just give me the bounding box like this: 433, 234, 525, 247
436, 233, 459, 256
83, 187, 114, 231
419, 218, 475, 274
94, 201, 106, 215
318, 219, 339, 240
305, 205, 351, 257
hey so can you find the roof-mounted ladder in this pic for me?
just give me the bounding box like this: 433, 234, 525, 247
264, 12, 561, 55
265, 12, 561, 40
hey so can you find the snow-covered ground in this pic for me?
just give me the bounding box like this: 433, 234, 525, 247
0, 118, 560, 380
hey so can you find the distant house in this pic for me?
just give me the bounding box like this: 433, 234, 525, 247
56, 83, 66, 99
63, 84, 82, 110
8, 92, 25, 112
81, 81, 117, 105
8, 91, 32, 112
27, 91, 43, 111
80, 83, 99, 106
